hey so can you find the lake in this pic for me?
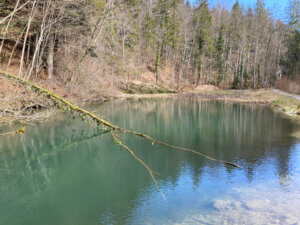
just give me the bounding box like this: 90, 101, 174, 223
1, 98, 300, 225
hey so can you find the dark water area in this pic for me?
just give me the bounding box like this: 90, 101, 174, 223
0, 99, 300, 224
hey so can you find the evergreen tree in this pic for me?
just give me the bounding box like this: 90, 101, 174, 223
193, 0, 212, 85
229, 0, 243, 86
285, 0, 300, 77
216, 24, 225, 84
142, 12, 156, 49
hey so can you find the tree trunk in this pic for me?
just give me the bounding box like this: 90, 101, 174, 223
26, 25, 45, 80
19, 0, 37, 77
26, 35, 31, 65
179, 37, 187, 82
197, 55, 203, 85
111, 66, 114, 86
122, 29, 126, 79
155, 43, 160, 85
171, 53, 176, 88
253, 39, 258, 89
246, 44, 250, 78
241, 49, 245, 89
47, 35, 54, 79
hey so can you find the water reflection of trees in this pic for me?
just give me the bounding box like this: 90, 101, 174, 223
0, 116, 146, 224
100, 98, 298, 184
0, 99, 299, 224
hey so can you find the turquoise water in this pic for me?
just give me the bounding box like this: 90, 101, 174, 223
1, 99, 300, 224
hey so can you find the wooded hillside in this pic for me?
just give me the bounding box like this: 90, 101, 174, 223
0, 0, 299, 90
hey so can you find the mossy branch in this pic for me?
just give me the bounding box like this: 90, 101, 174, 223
0, 70, 241, 169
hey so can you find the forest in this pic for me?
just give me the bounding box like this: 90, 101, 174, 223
0, 0, 299, 92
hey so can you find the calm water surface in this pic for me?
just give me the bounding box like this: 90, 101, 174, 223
1, 99, 300, 225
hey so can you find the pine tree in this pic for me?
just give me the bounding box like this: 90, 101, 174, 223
216, 24, 225, 84
193, 0, 212, 85
142, 12, 156, 49
285, 0, 300, 77
229, 0, 243, 87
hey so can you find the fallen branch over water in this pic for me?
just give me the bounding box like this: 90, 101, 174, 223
122, 129, 241, 168
0, 70, 241, 191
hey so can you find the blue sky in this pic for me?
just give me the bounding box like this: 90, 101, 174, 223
189, 0, 289, 22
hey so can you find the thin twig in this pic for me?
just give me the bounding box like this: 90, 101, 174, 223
111, 131, 166, 201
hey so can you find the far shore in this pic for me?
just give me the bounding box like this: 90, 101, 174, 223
1, 86, 300, 126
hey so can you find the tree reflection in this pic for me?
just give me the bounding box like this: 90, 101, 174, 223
99, 98, 298, 184
0, 99, 299, 224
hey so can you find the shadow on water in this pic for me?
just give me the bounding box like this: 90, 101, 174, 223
0, 99, 300, 224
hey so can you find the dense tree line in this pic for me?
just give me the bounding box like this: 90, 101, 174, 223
0, 0, 299, 89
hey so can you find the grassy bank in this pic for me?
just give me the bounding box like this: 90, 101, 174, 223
124, 88, 300, 117
187, 88, 300, 116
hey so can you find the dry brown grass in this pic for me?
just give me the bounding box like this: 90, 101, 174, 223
194, 85, 220, 92
275, 77, 300, 94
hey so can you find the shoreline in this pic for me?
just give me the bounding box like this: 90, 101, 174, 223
1, 88, 300, 126
121, 89, 300, 118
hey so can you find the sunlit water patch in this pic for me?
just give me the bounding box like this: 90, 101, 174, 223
0, 99, 300, 225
